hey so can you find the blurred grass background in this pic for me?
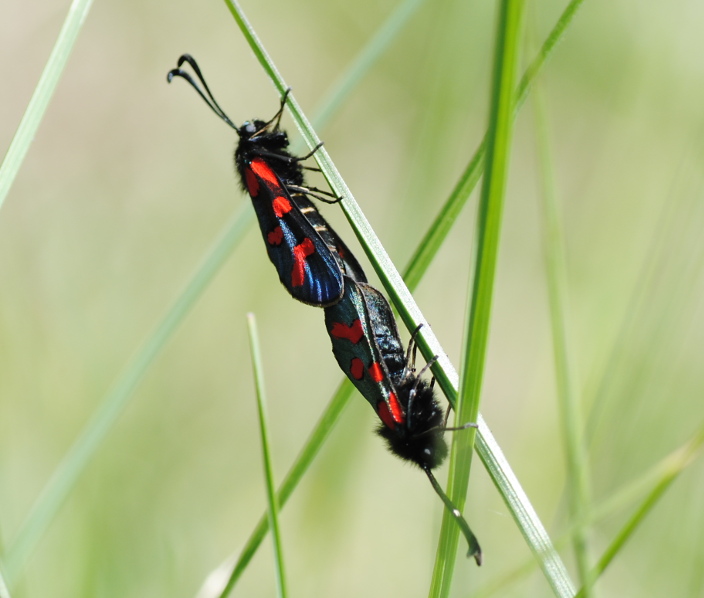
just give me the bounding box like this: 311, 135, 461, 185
2, 0, 704, 597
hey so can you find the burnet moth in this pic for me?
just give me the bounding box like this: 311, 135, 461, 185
324, 276, 482, 564
167, 54, 366, 306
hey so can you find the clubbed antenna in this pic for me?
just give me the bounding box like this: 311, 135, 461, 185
166, 53, 239, 132
423, 465, 482, 565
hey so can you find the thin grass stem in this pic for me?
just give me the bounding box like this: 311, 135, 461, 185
312, 0, 426, 132
533, 82, 593, 590
222, 1, 576, 596
575, 424, 704, 596
430, 2, 526, 596
0, 0, 94, 211
4, 205, 254, 584
403, 0, 586, 292
474, 421, 704, 597
247, 314, 288, 598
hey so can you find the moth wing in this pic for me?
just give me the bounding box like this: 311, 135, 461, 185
325, 278, 404, 429
246, 162, 344, 306
356, 283, 407, 382
291, 193, 367, 284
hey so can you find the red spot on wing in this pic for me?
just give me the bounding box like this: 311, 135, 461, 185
368, 362, 384, 383
291, 238, 315, 287
330, 319, 363, 344
350, 358, 364, 380
250, 158, 280, 189
245, 168, 259, 196
272, 195, 293, 218
377, 393, 405, 429
267, 226, 284, 246
388, 392, 404, 424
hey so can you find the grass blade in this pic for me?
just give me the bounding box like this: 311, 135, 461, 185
4, 205, 254, 584
430, 2, 526, 596
224, 1, 575, 596
534, 82, 593, 590
403, 0, 586, 290
575, 424, 704, 596
209, 381, 354, 598
313, 0, 426, 132
5, 0, 420, 587
3, 0, 588, 590
472, 422, 704, 597
246, 314, 288, 598
0, 0, 94, 212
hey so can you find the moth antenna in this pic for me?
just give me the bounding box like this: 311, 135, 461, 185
423, 466, 482, 565
167, 54, 239, 132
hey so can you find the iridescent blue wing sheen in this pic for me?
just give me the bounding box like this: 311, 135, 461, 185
243, 157, 344, 306
324, 277, 406, 430
290, 192, 367, 284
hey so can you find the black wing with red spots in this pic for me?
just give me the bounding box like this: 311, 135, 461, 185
167, 54, 366, 307
324, 277, 405, 428
242, 157, 345, 306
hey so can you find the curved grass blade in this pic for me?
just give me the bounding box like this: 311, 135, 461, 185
0, 0, 94, 212
247, 314, 288, 598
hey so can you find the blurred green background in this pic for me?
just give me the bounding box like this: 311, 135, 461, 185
2, 0, 704, 596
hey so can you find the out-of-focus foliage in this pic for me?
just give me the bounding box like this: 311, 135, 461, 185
1, 1, 703, 596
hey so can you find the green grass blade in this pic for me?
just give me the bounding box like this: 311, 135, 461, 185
475, 419, 575, 597
514, 0, 585, 113
590, 430, 704, 529
473, 422, 704, 597
0, 0, 94, 212
313, 0, 426, 132
213, 381, 354, 597
403, 0, 586, 291
4, 205, 254, 584
534, 84, 592, 589
0, 2, 588, 592
5, 0, 418, 587
246, 314, 288, 598
575, 424, 704, 596
224, 1, 575, 596
430, 2, 526, 596
5, 0, 588, 590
